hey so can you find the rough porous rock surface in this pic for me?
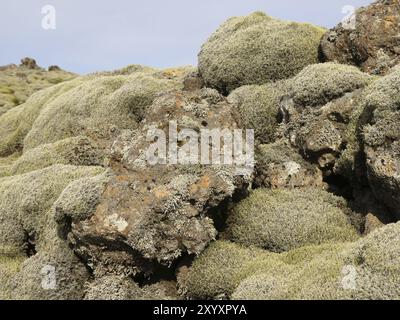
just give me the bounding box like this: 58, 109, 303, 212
199, 12, 325, 93
363, 66, 400, 219
66, 88, 252, 278
254, 140, 324, 189
320, 0, 400, 75
280, 63, 372, 176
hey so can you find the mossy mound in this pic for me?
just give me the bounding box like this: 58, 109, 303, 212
224, 188, 359, 252
0, 79, 86, 157
0, 165, 104, 254
0, 164, 105, 299
228, 80, 290, 143
187, 222, 400, 300
0, 65, 187, 157
231, 244, 349, 300
0, 136, 105, 177
198, 12, 326, 93
23, 72, 180, 151
0, 247, 25, 299
233, 222, 400, 300
289, 63, 373, 107
185, 240, 350, 299
9, 240, 90, 300
184, 241, 270, 299
343, 222, 400, 299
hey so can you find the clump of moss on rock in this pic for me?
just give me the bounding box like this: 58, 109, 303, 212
224, 188, 359, 252
9, 240, 90, 300
185, 240, 351, 300
184, 241, 270, 299
1, 136, 105, 177
228, 80, 290, 144
0, 78, 86, 157
289, 62, 373, 107
0, 164, 104, 255
0, 164, 105, 299
232, 222, 400, 300
23, 71, 181, 151
198, 12, 326, 94
231, 243, 350, 300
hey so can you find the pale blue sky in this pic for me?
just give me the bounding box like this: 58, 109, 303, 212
0, 0, 373, 74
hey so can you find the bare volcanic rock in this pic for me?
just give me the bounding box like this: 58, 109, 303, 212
320, 0, 400, 75
63, 88, 252, 277
199, 12, 325, 93
254, 139, 324, 189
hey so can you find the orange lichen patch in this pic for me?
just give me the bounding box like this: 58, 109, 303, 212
153, 186, 171, 199
384, 15, 397, 25
115, 175, 131, 183
190, 175, 211, 194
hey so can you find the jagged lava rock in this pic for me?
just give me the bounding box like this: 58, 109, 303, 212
64, 88, 252, 277
321, 0, 400, 75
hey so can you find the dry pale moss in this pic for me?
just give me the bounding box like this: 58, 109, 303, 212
290, 62, 373, 107
185, 240, 350, 299
0, 246, 25, 300
0, 78, 86, 157
23, 71, 182, 151
363, 66, 400, 147
0, 164, 106, 300
54, 171, 110, 229
0, 164, 104, 254
185, 241, 269, 299
199, 12, 326, 93
0, 136, 106, 177
224, 188, 359, 252
0, 65, 188, 157
187, 223, 400, 300
233, 222, 400, 300
9, 240, 90, 300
